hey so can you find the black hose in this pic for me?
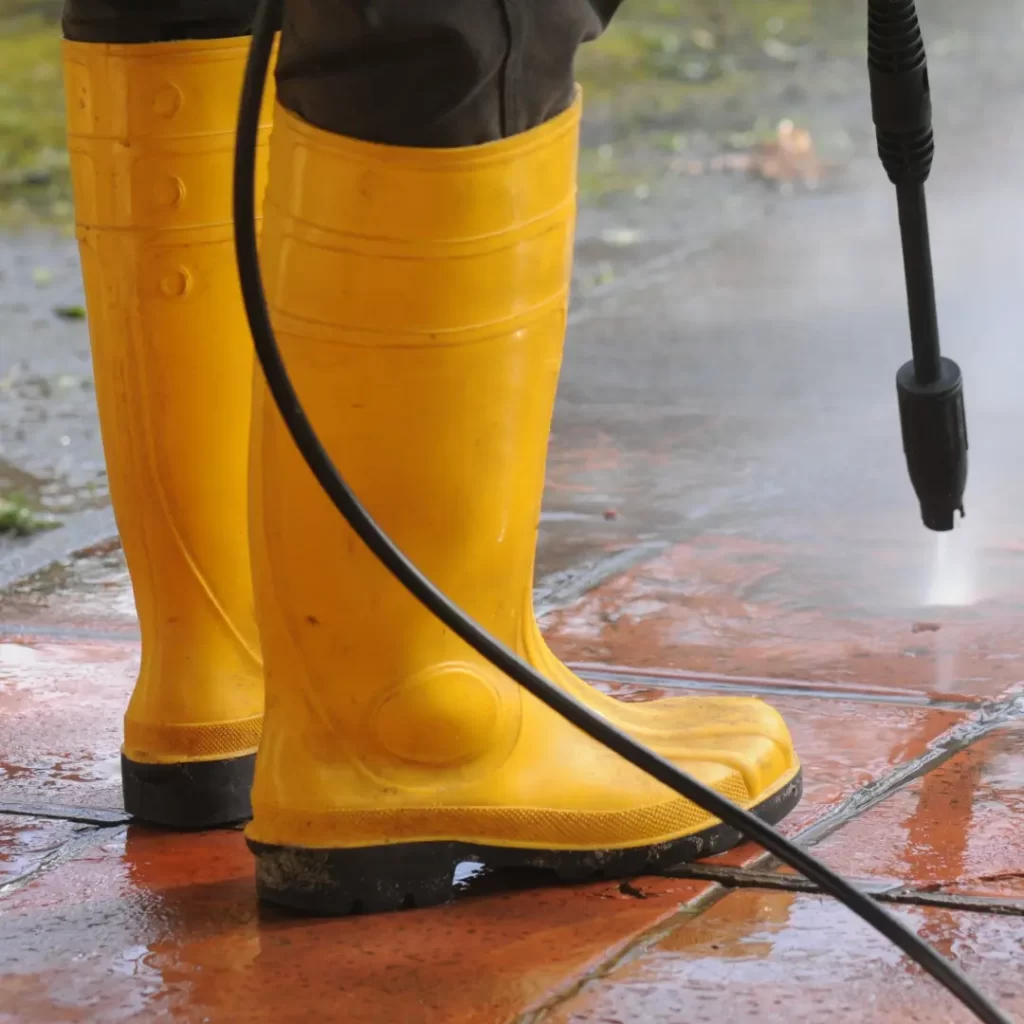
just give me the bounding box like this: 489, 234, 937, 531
232, 3, 1011, 1021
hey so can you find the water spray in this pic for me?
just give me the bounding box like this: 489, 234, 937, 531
869, 0, 968, 531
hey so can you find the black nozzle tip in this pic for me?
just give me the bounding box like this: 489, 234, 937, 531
920, 503, 960, 533
896, 357, 968, 533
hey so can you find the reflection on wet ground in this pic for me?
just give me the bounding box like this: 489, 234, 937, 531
2, 500, 1024, 1021
545, 889, 1024, 1024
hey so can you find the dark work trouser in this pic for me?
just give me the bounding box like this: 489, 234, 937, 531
61, 0, 623, 146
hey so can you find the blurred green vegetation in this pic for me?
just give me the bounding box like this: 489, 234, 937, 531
0, 491, 57, 536
0, 0, 66, 227
0, 0, 856, 223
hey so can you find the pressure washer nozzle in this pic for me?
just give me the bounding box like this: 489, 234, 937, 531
896, 357, 968, 531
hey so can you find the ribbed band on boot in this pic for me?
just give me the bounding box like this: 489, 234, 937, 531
63, 38, 274, 232
260, 92, 582, 349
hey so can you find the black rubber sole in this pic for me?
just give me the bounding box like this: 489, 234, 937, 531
249, 769, 803, 915
122, 752, 256, 829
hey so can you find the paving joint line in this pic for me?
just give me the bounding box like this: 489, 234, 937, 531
566, 237, 717, 330
663, 864, 1024, 918
793, 693, 1024, 851
0, 801, 130, 827
0, 824, 125, 902
575, 664, 982, 711
534, 540, 668, 619
519, 694, 1024, 1021
513, 879, 731, 1024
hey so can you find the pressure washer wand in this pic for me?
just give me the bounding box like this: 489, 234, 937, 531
869, 0, 968, 531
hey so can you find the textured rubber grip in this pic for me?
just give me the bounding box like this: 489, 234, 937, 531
868, 0, 934, 184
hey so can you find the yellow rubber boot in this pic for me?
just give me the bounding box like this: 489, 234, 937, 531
247, 95, 801, 913
63, 37, 273, 828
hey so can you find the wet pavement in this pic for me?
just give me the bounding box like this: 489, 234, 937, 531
4, 0, 1024, 1021
2, 519, 1024, 1023
544, 890, 1024, 1024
